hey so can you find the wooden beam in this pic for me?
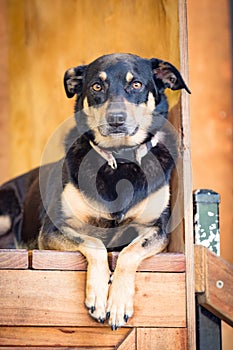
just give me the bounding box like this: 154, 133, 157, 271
0, 249, 28, 269
179, 0, 196, 348
0, 249, 185, 272
0, 270, 186, 327
0, 0, 10, 183
30, 250, 87, 271
30, 250, 185, 272
0, 326, 130, 347
195, 245, 233, 326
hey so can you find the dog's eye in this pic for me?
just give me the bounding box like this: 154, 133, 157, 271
92, 83, 102, 92
132, 81, 142, 90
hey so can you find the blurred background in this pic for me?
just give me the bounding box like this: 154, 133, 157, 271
0, 0, 232, 347
187, 1, 232, 347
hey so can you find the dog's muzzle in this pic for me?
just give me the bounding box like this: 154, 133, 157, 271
98, 110, 138, 137
105, 111, 128, 135
107, 111, 126, 127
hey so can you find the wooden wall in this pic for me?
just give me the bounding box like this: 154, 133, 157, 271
187, 0, 233, 348
1, 0, 181, 179
0, 1, 9, 181
187, 0, 232, 264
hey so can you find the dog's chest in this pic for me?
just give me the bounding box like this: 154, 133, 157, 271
64, 140, 172, 231
61, 179, 170, 229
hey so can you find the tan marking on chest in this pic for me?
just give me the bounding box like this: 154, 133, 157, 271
62, 183, 112, 224
62, 183, 169, 227
125, 185, 170, 224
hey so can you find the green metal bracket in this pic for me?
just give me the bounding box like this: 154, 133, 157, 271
193, 189, 220, 255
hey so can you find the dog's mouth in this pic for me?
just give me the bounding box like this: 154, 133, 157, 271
98, 124, 139, 137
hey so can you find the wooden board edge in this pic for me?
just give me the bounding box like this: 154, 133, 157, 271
30, 250, 185, 272
178, 0, 196, 348
197, 246, 233, 326
194, 245, 206, 293
0, 326, 130, 347
30, 250, 87, 271
0, 249, 186, 273
0, 249, 28, 269
110, 252, 186, 272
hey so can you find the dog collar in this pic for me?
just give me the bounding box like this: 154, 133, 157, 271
90, 134, 159, 170
89, 141, 117, 169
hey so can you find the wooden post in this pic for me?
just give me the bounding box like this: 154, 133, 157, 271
179, 0, 196, 348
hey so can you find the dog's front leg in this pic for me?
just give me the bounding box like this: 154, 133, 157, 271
106, 226, 169, 329
81, 239, 111, 323
39, 227, 111, 323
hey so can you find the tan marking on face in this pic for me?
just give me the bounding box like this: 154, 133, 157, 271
125, 185, 170, 224
68, 67, 75, 75
86, 96, 154, 148
83, 96, 89, 109
99, 71, 107, 81
145, 92, 156, 111
126, 72, 134, 83
84, 88, 157, 149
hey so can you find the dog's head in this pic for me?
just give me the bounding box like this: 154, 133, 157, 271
64, 53, 190, 149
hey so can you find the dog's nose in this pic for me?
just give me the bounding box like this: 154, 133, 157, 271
107, 112, 126, 127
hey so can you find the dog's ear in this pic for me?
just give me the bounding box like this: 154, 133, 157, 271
150, 58, 191, 94
64, 65, 87, 98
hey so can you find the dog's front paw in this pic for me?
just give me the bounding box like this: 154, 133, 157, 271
85, 265, 111, 323
106, 273, 135, 330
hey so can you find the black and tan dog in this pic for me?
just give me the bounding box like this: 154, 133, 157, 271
0, 53, 190, 329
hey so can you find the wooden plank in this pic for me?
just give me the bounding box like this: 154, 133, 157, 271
137, 328, 187, 350
194, 245, 206, 293
0, 270, 186, 327
0, 0, 10, 184
0, 348, 113, 350
195, 245, 233, 326
178, 1, 196, 348
110, 252, 186, 272
30, 250, 87, 270
132, 273, 186, 327
0, 326, 129, 347
0, 249, 28, 269
188, 0, 233, 265
30, 250, 185, 272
